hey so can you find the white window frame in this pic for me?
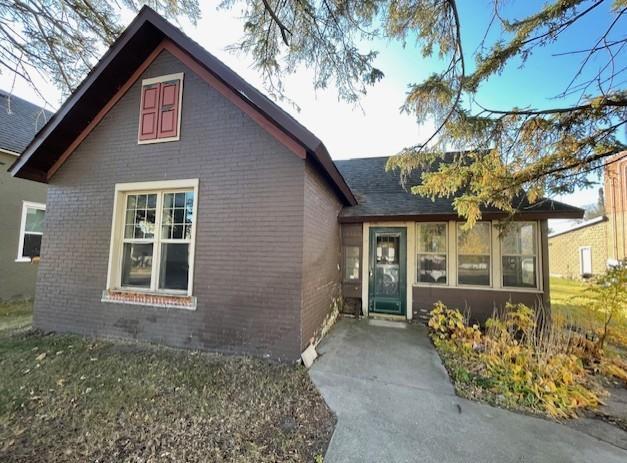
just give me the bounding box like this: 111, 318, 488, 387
579, 246, 592, 276
137, 72, 184, 145
16, 201, 46, 262
415, 222, 449, 286
500, 221, 540, 289
456, 221, 492, 287
105, 179, 199, 296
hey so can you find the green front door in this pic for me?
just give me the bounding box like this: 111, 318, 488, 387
368, 227, 407, 316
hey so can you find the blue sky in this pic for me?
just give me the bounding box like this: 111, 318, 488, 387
2, 1, 624, 215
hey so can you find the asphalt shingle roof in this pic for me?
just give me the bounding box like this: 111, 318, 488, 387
0, 91, 52, 154
334, 156, 584, 220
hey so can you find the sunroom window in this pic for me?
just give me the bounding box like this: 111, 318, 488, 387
416, 223, 447, 284
457, 222, 491, 286
501, 222, 537, 288
109, 181, 197, 296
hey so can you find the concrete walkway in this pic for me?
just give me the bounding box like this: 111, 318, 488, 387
310, 318, 627, 463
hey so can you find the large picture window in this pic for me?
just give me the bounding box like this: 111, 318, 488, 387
457, 222, 491, 286
502, 222, 537, 288
17, 201, 46, 262
108, 180, 198, 296
416, 223, 447, 284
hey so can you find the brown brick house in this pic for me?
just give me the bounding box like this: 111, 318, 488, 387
11, 7, 582, 361
548, 151, 627, 278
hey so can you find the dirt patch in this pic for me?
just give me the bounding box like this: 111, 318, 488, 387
0, 331, 335, 462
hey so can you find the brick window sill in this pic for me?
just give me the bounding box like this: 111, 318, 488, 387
101, 290, 196, 310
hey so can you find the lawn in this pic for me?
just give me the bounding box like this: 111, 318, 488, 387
0, 299, 33, 332
550, 277, 627, 350
0, 331, 334, 462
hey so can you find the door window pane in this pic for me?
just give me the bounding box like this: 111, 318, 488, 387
376, 235, 399, 264
159, 243, 189, 290
375, 234, 400, 297
457, 223, 491, 286
121, 243, 153, 288
344, 246, 360, 281
417, 223, 447, 284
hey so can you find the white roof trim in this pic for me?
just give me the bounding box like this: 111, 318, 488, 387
549, 216, 606, 238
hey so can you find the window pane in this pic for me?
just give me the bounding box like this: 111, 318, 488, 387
174, 192, 185, 207
161, 190, 194, 240
121, 243, 153, 288
25, 208, 45, 233
376, 235, 399, 264
344, 246, 360, 281
417, 223, 446, 253
22, 233, 42, 258
417, 254, 447, 284
164, 193, 174, 208
125, 194, 157, 239
159, 243, 189, 291
458, 255, 490, 286
502, 223, 536, 255
503, 256, 536, 288
457, 222, 491, 255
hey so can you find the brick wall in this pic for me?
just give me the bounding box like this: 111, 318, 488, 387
604, 153, 627, 261
548, 220, 608, 278
34, 50, 308, 361
300, 160, 342, 349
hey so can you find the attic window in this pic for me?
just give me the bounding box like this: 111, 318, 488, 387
138, 73, 183, 143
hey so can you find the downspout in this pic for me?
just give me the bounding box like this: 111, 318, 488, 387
611, 176, 619, 261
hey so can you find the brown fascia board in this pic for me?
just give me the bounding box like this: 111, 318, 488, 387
338, 210, 584, 223
9, 10, 153, 179
11, 5, 357, 206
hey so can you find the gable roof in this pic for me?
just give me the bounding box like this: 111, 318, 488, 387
335, 156, 585, 221
0, 91, 52, 155
10, 6, 356, 205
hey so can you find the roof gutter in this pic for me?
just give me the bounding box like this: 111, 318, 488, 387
338, 209, 585, 223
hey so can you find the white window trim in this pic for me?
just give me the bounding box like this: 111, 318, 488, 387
500, 221, 540, 290
16, 201, 46, 263
415, 222, 449, 286
137, 72, 184, 145
105, 179, 199, 298
456, 221, 493, 288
